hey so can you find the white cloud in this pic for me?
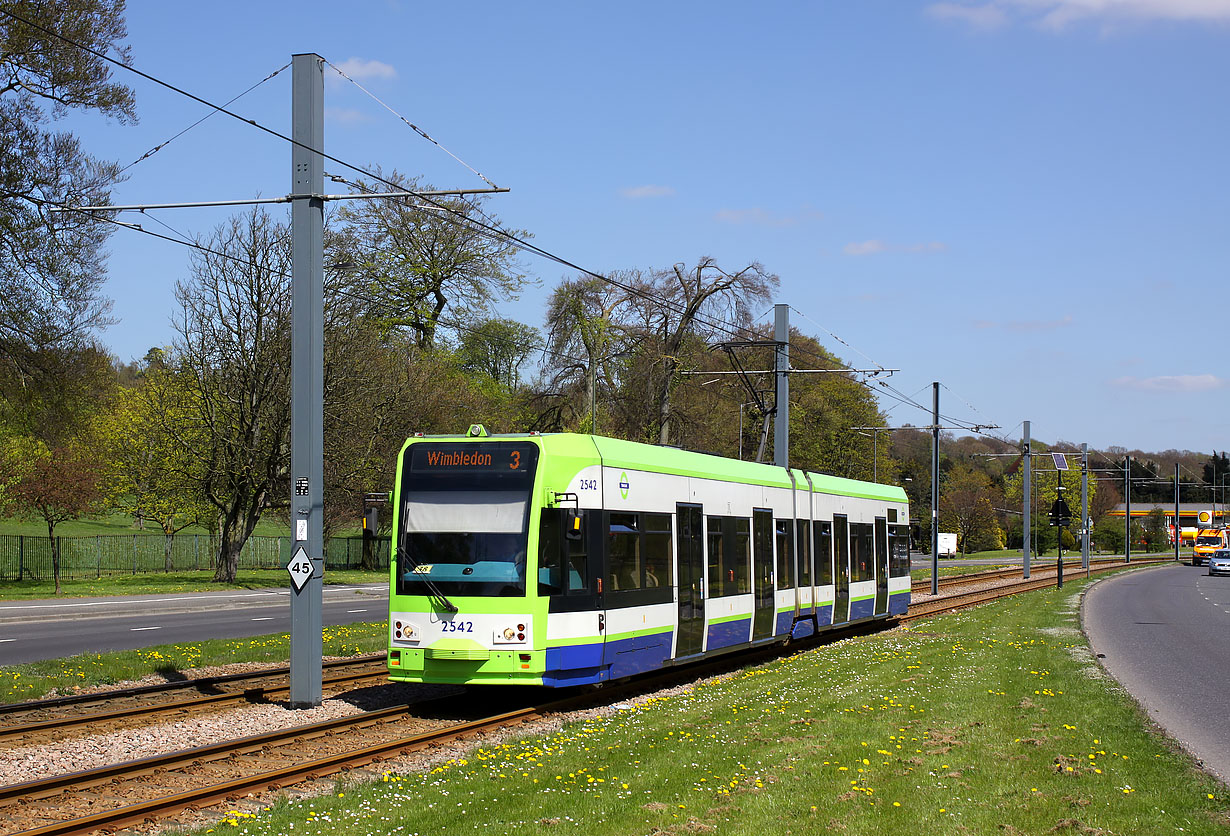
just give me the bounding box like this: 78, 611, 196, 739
330, 57, 398, 82
1111, 373, 1229, 392
926, 0, 1230, 30
715, 206, 823, 227
843, 239, 947, 256
619, 184, 676, 199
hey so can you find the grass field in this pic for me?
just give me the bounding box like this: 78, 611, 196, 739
183, 567, 1228, 836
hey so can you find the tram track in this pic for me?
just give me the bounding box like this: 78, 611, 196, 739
1, 557, 1172, 836
0, 655, 388, 747
912, 556, 1172, 594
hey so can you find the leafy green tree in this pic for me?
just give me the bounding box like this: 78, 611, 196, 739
1093, 516, 1124, 555
0, 439, 104, 592
458, 317, 542, 390
939, 463, 1004, 554
0, 0, 135, 374
95, 371, 210, 569
333, 170, 530, 349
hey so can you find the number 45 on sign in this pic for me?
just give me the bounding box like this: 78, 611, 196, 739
287, 547, 314, 592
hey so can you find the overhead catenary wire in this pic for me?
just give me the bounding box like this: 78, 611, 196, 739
6, 8, 1005, 444
117, 62, 291, 177
321, 58, 498, 190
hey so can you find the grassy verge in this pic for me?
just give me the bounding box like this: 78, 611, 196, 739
197, 569, 1228, 836
0, 513, 301, 538
0, 622, 387, 703
0, 570, 387, 600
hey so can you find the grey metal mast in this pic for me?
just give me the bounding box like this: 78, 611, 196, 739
773, 304, 789, 469
1124, 454, 1131, 562
1174, 462, 1181, 563
930, 382, 940, 596
1081, 443, 1089, 571
289, 53, 325, 708
1022, 421, 1031, 579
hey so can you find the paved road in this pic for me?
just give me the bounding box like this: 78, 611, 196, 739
0, 585, 389, 666
1083, 562, 1230, 784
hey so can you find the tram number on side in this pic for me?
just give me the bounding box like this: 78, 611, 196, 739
441, 620, 474, 634
578, 479, 598, 491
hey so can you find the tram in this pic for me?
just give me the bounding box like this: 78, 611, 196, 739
386, 426, 910, 687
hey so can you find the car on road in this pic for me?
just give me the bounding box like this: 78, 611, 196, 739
1209, 548, 1230, 577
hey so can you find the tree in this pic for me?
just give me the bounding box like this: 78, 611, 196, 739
333, 171, 530, 348
96, 370, 210, 569
939, 463, 1004, 554
0, 0, 135, 374
542, 276, 637, 433
172, 209, 291, 583
1, 440, 104, 593
458, 317, 542, 390
633, 258, 777, 445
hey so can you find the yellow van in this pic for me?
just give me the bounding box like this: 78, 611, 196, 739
1193, 528, 1227, 566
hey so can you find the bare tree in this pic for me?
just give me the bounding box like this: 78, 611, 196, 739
542, 275, 638, 432
172, 208, 291, 583
634, 258, 777, 445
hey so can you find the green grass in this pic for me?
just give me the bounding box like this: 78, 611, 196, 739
0, 512, 294, 538
0, 512, 366, 539
0, 621, 388, 703
193, 568, 1229, 836
0, 570, 387, 600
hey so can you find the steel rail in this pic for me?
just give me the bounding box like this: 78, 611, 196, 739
0, 665, 389, 745
0, 653, 386, 718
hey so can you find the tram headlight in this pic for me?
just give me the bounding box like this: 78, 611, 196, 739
393, 619, 421, 643
493, 620, 531, 645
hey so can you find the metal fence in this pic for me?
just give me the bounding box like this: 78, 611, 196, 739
0, 534, 391, 581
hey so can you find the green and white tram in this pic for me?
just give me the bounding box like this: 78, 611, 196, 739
387, 427, 910, 687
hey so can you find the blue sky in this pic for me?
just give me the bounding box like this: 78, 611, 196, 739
60, 1, 1230, 455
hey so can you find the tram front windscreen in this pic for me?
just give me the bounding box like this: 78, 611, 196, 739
396, 442, 540, 598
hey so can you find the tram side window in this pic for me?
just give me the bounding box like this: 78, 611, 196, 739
733, 517, 751, 593
609, 513, 641, 590
813, 521, 833, 586
850, 522, 874, 583
797, 519, 812, 587
775, 519, 795, 589
643, 513, 673, 588
707, 517, 724, 597
537, 509, 588, 596
889, 524, 911, 577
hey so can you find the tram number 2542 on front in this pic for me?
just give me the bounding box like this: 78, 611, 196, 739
441, 621, 474, 634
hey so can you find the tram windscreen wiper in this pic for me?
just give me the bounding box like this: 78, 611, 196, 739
397, 533, 458, 613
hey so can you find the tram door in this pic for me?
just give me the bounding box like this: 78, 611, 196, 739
833, 515, 850, 624
676, 504, 705, 657
874, 517, 889, 615
752, 509, 775, 640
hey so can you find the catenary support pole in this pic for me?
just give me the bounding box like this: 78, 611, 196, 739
289, 53, 324, 708
1124, 454, 1131, 563
930, 382, 940, 596
1081, 443, 1089, 571
1022, 421, 1031, 579
773, 304, 789, 469
1174, 462, 1181, 563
